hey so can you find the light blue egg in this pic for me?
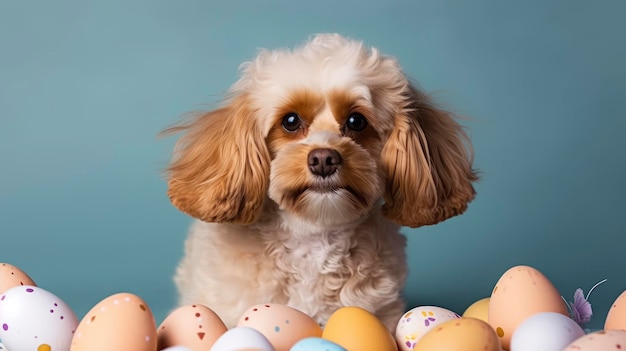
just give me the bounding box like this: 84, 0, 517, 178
290, 337, 347, 351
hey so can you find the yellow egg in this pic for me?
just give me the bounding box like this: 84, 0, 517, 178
463, 297, 490, 323
157, 304, 227, 351
605, 290, 626, 330
237, 304, 322, 351
413, 318, 501, 351
322, 306, 397, 351
70, 292, 157, 351
0, 263, 36, 294
488, 265, 568, 350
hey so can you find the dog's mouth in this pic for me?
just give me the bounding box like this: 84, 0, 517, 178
289, 185, 370, 208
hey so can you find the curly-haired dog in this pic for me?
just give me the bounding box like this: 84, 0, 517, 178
164, 33, 478, 331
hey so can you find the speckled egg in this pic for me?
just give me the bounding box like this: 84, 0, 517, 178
488, 265, 568, 350
413, 317, 501, 351
210, 326, 275, 351
322, 306, 397, 351
0, 263, 36, 294
605, 290, 626, 330
462, 297, 490, 323
70, 292, 157, 351
237, 304, 321, 351
563, 330, 626, 350
158, 304, 227, 351
0, 285, 78, 351
395, 305, 461, 351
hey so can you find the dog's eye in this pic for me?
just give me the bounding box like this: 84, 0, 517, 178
281, 113, 302, 132
346, 113, 368, 132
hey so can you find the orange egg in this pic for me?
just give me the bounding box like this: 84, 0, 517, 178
563, 330, 626, 350
488, 265, 568, 350
70, 292, 157, 351
0, 263, 36, 294
158, 304, 227, 351
605, 290, 626, 330
322, 306, 397, 351
413, 318, 501, 351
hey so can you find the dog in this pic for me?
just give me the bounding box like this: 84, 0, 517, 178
163, 33, 478, 331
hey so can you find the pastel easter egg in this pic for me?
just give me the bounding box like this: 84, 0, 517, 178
462, 297, 490, 323
488, 265, 568, 350
413, 317, 501, 351
563, 329, 626, 350
395, 305, 461, 351
290, 337, 346, 351
0, 263, 36, 294
0, 285, 78, 351
322, 306, 397, 351
237, 304, 321, 351
158, 304, 227, 351
161, 347, 193, 351
70, 292, 157, 351
209, 327, 275, 351
605, 290, 626, 330
509, 312, 585, 351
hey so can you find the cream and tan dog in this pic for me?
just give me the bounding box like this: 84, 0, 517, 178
164, 33, 478, 331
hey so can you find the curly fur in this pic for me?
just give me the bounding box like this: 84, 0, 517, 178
164, 33, 478, 331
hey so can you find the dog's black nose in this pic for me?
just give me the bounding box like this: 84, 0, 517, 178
308, 148, 342, 177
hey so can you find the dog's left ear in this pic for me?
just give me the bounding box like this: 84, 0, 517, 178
381, 84, 479, 228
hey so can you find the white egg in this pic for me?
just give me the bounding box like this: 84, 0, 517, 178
510, 312, 585, 351
395, 305, 461, 351
210, 327, 275, 351
160, 346, 193, 351
0, 285, 78, 351
0, 341, 6, 350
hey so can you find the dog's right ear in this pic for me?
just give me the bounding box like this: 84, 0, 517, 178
162, 94, 271, 224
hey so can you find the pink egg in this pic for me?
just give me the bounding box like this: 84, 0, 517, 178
563, 329, 626, 350
158, 304, 227, 351
605, 290, 626, 330
0, 263, 36, 294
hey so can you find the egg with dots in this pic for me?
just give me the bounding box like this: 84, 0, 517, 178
488, 265, 568, 350
322, 306, 397, 351
0, 285, 79, 351
0, 263, 36, 293
563, 329, 626, 350
157, 304, 227, 351
236, 303, 321, 351
395, 305, 461, 351
412, 317, 501, 351
605, 290, 626, 330
509, 312, 584, 351
70, 292, 157, 351
210, 326, 275, 351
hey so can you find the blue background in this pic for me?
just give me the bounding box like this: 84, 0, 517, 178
1, 0, 625, 331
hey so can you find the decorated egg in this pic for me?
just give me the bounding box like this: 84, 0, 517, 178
462, 297, 490, 323
210, 326, 275, 351
70, 292, 157, 351
0, 263, 36, 293
158, 304, 227, 351
413, 317, 501, 351
605, 290, 626, 330
488, 265, 568, 350
237, 304, 321, 351
322, 306, 397, 351
563, 329, 626, 350
290, 337, 346, 351
509, 312, 584, 351
395, 305, 460, 351
0, 285, 78, 351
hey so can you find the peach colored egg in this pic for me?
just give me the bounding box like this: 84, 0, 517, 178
0, 263, 36, 294
462, 297, 490, 323
236, 304, 321, 351
395, 305, 460, 351
322, 306, 397, 351
70, 292, 157, 351
158, 304, 227, 351
605, 290, 626, 330
413, 317, 501, 351
563, 329, 626, 350
488, 265, 568, 350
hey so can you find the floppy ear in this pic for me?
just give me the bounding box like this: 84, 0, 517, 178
164, 94, 271, 224
381, 84, 479, 228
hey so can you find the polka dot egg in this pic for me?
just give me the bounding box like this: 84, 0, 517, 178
157, 304, 227, 351
0, 285, 78, 351
395, 305, 461, 351
0, 263, 36, 294
70, 292, 157, 351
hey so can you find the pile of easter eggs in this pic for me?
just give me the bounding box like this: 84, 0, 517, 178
1, 262, 626, 351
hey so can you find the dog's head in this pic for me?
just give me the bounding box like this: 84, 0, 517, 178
164, 34, 478, 228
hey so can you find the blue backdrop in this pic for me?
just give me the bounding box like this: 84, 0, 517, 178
1, 0, 624, 330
